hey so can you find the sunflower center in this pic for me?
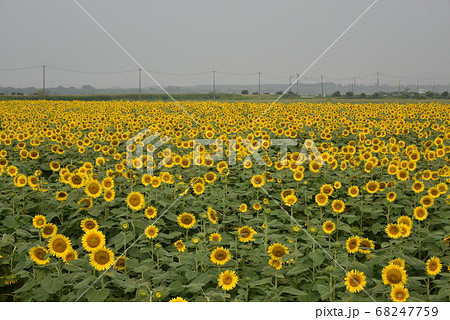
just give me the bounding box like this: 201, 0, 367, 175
429, 263, 437, 271
349, 276, 361, 287
72, 176, 82, 185
240, 230, 251, 238
87, 235, 100, 247
396, 292, 404, 299
43, 226, 54, 235
35, 249, 46, 260
89, 184, 100, 194
53, 239, 67, 253
95, 251, 110, 265
66, 253, 75, 261
182, 216, 192, 224
37, 219, 45, 226
326, 224, 333, 231
223, 275, 233, 285
273, 247, 285, 257
387, 270, 402, 283
349, 240, 358, 249
215, 251, 227, 261
85, 221, 95, 229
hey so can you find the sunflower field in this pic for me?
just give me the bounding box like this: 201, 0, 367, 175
0, 100, 449, 302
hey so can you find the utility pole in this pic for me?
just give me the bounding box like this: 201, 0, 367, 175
212, 70, 216, 99
432, 82, 435, 94
416, 81, 419, 92
352, 77, 355, 94
42, 64, 46, 92
138, 68, 142, 101
321, 75, 324, 97
398, 80, 401, 96
376, 71, 380, 93
296, 73, 299, 97
258, 72, 261, 100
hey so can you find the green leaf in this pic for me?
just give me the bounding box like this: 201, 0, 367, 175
309, 251, 325, 266
86, 288, 111, 302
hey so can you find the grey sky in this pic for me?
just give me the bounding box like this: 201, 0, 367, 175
0, 0, 449, 88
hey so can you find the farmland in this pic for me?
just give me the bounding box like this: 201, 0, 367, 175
0, 100, 449, 302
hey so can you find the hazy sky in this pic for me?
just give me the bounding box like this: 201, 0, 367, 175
0, 0, 449, 88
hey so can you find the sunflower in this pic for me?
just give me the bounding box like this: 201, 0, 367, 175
346, 236, 360, 253
334, 181, 342, 189
269, 258, 283, 270
63, 249, 78, 263
366, 181, 379, 194
104, 189, 115, 202
320, 184, 334, 196
391, 258, 406, 269
80, 218, 99, 232
283, 194, 297, 206
322, 220, 336, 234
218, 270, 239, 291
237, 226, 257, 243
382, 264, 407, 286
358, 238, 375, 254
267, 243, 289, 259
293, 171, 304, 181
102, 177, 115, 189
48, 234, 72, 258
253, 202, 262, 211
251, 174, 265, 188
348, 186, 360, 197
426, 257, 442, 276
14, 174, 27, 187
49, 161, 60, 171
428, 187, 440, 198
391, 285, 409, 302
7, 165, 18, 176
411, 181, 425, 193
281, 189, 295, 200
55, 191, 68, 201
41, 223, 57, 239
177, 212, 196, 229
386, 191, 397, 202
174, 240, 186, 252
90, 247, 114, 271
315, 193, 328, 206
113, 256, 126, 270
126, 191, 145, 210
207, 207, 218, 224
85, 180, 102, 198
413, 206, 428, 221
331, 200, 345, 213
386, 224, 402, 238
239, 203, 248, 213
150, 176, 161, 188
141, 174, 152, 186
69, 173, 85, 188
192, 182, 205, 195
145, 225, 159, 239
204, 172, 217, 184
29, 246, 51, 265
345, 270, 367, 293
78, 197, 93, 210
210, 247, 231, 265
82, 230, 106, 252
420, 195, 434, 208
209, 232, 222, 242
397, 216, 412, 228
399, 224, 411, 237
169, 297, 187, 302
32, 215, 46, 228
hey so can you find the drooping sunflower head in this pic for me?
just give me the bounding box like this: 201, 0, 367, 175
114, 256, 126, 270
48, 234, 72, 258
32, 215, 47, 229
397, 216, 412, 228
345, 236, 360, 253
145, 225, 159, 239
345, 270, 367, 293
174, 240, 186, 252
382, 264, 407, 286
267, 243, 289, 259
237, 226, 257, 243
82, 230, 106, 252
41, 223, 57, 239
90, 247, 114, 271
269, 258, 283, 270
177, 212, 196, 229
78, 197, 93, 210
207, 207, 218, 224
80, 218, 99, 232
322, 220, 336, 234
239, 203, 248, 213
210, 247, 231, 265
63, 249, 78, 263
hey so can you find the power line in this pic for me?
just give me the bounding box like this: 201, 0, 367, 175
47, 65, 136, 74
0, 66, 41, 71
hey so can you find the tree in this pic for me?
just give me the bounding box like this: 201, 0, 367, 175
360, 92, 367, 98
441, 91, 448, 97
331, 91, 341, 97
345, 91, 354, 98
241, 90, 249, 95
33, 89, 50, 96
425, 91, 433, 98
